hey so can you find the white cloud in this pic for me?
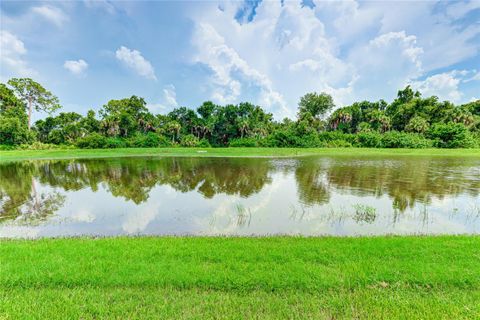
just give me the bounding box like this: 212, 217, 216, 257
192, 22, 290, 117
190, 1, 359, 117
0, 30, 36, 78
146, 85, 179, 114
64, 59, 88, 76
410, 71, 463, 102
410, 69, 480, 103
189, 0, 480, 113
115, 46, 157, 80
31, 5, 68, 27
163, 84, 178, 107
348, 31, 424, 101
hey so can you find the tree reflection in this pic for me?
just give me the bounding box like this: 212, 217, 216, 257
295, 156, 480, 211
1, 156, 478, 225
294, 158, 330, 206
0, 157, 272, 222
0, 162, 66, 224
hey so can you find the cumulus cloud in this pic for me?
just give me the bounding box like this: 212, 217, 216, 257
146, 84, 179, 114
64, 59, 88, 76
411, 72, 462, 102
192, 22, 289, 117
115, 46, 157, 80
31, 5, 68, 27
190, 1, 357, 118
0, 30, 36, 78
188, 0, 480, 114
163, 84, 178, 107
410, 70, 479, 103
350, 31, 424, 101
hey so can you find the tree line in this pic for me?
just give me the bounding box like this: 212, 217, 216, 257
1, 78, 479, 149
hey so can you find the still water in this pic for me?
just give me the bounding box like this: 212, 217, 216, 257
1, 156, 479, 238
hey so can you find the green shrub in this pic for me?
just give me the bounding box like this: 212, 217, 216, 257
105, 137, 127, 148
262, 129, 323, 148
355, 132, 383, 147
0, 144, 15, 150
381, 131, 432, 148
180, 134, 200, 147
318, 132, 356, 145
428, 123, 476, 148
0, 116, 35, 146
128, 133, 170, 148
17, 142, 62, 150
76, 133, 107, 149
198, 138, 211, 148
229, 137, 259, 147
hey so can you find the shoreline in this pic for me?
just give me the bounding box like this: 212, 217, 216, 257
1, 147, 479, 162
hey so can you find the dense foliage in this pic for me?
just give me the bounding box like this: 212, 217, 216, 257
1, 79, 479, 149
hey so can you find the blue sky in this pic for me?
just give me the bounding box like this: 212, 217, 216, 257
1, 0, 479, 120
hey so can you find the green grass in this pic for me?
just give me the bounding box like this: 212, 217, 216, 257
1, 236, 479, 319
1, 147, 479, 162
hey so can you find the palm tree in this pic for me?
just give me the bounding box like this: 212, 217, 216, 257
452, 108, 474, 126
238, 119, 250, 138
167, 121, 181, 143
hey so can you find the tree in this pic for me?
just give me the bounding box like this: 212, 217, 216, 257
99, 96, 151, 137
7, 78, 61, 129
405, 116, 429, 134
0, 83, 34, 145
396, 85, 420, 104
298, 92, 335, 121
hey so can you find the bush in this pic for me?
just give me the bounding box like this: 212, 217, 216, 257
355, 132, 383, 147
105, 137, 127, 148
18, 142, 62, 150
0, 116, 35, 146
229, 137, 260, 147
128, 132, 171, 148
262, 129, 323, 148
180, 134, 200, 147
198, 138, 211, 148
318, 132, 356, 144
428, 123, 476, 148
76, 133, 107, 149
380, 131, 432, 148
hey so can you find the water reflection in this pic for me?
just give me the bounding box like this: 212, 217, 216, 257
0, 156, 479, 237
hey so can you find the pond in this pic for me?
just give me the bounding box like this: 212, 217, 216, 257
1, 155, 479, 238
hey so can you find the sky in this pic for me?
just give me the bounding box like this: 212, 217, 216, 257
1, 0, 479, 120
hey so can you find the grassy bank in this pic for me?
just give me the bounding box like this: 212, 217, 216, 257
1, 147, 479, 162
1, 236, 479, 319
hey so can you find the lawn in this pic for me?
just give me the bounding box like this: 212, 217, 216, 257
1, 236, 479, 319
1, 147, 479, 162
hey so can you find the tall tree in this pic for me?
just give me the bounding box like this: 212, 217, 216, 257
298, 92, 335, 121
7, 78, 61, 129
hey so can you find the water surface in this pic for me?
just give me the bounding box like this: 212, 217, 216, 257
1, 155, 479, 238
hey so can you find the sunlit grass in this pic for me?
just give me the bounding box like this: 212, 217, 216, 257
1, 236, 479, 318
1, 147, 479, 162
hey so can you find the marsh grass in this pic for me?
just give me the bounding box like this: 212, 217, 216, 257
352, 204, 377, 224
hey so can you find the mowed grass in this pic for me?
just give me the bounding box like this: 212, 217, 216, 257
1, 147, 479, 162
1, 236, 479, 319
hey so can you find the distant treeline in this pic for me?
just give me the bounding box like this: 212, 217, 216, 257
1, 78, 479, 149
